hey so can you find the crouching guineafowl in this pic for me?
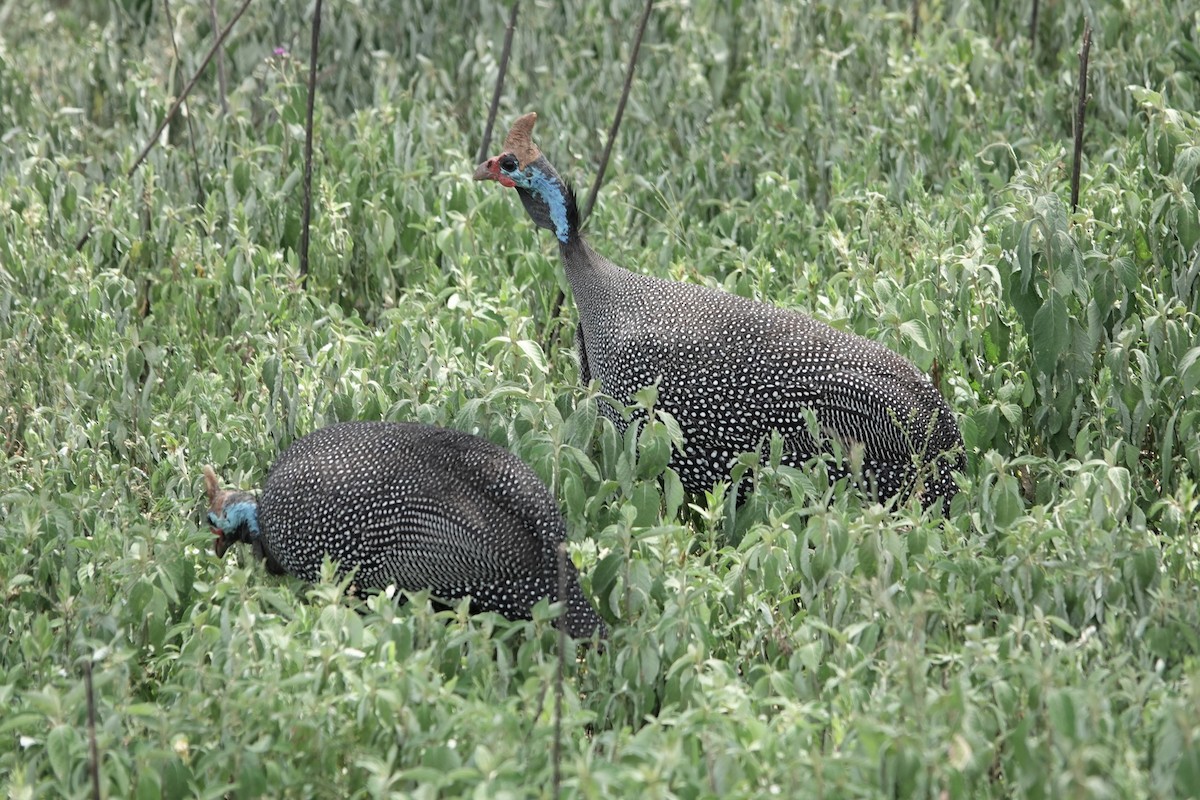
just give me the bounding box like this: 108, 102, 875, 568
202, 421, 606, 638
474, 113, 964, 509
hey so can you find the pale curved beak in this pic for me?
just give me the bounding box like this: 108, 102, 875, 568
473, 159, 498, 181
212, 528, 231, 558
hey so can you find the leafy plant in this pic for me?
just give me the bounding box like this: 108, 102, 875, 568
2, 0, 1199, 797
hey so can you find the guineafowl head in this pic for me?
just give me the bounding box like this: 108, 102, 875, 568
202, 465, 261, 558
474, 112, 579, 244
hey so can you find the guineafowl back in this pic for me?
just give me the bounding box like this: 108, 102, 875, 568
256, 421, 603, 636
565, 242, 964, 503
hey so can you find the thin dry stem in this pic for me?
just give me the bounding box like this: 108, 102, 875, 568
162, 0, 205, 206
546, 0, 654, 346
553, 542, 568, 800
74, 0, 254, 251
1070, 25, 1093, 213
85, 660, 101, 800
478, 2, 520, 163
582, 0, 654, 223
299, 0, 324, 285
209, 0, 229, 114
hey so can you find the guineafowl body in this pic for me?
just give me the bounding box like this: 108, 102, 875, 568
203, 421, 605, 638
474, 113, 964, 507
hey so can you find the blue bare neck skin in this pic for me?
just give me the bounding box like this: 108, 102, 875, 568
501, 156, 577, 245
522, 168, 571, 243
221, 499, 261, 541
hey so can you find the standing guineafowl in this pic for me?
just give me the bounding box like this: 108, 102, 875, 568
474, 113, 964, 508
203, 421, 605, 638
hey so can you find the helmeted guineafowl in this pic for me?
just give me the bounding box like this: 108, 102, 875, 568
474, 113, 964, 508
202, 421, 606, 638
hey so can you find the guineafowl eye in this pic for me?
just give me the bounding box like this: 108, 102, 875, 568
499, 154, 518, 172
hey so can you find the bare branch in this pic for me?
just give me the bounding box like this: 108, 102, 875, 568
299, 0, 324, 285
85, 660, 101, 800
546, 0, 653, 348
552, 542, 567, 800
479, 3, 520, 162
75, 0, 255, 252
582, 0, 654, 223
1070, 24, 1093, 213
209, 0, 229, 114
162, 0, 205, 206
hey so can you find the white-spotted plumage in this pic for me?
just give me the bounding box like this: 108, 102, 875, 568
564, 242, 963, 504
207, 422, 605, 638
475, 113, 964, 507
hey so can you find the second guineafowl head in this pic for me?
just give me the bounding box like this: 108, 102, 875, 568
203, 421, 606, 638
475, 112, 965, 509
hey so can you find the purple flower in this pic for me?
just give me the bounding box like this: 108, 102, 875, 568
273, 47, 288, 57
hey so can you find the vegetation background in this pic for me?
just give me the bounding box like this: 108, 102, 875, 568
2, 0, 1199, 796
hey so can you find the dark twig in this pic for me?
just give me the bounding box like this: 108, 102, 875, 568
208, 0, 229, 114
910, 0, 920, 41
118, 0, 250, 182
1070, 24, 1092, 214
84, 660, 101, 800
1028, 0, 1039, 51
582, 0, 653, 223
298, 0, 323, 285
74, 0, 254, 251
161, 0, 205, 205
478, 2, 519, 162
552, 542, 568, 800
545, 0, 653, 345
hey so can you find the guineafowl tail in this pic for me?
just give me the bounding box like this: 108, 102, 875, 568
565, 581, 607, 639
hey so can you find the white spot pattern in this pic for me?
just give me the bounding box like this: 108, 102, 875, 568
560, 238, 965, 507
257, 422, 604, 637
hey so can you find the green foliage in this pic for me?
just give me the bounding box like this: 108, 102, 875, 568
2, 0, 1200, 797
